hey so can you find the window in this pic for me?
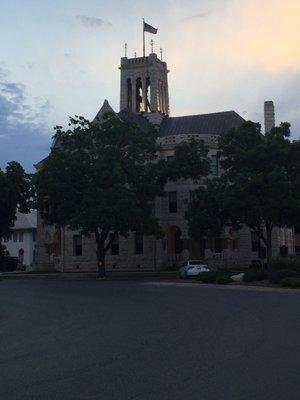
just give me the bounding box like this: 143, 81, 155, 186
111, 234, 119, 256
19, 232, 23, 242
189, 190, 197, 202
251, 231, 260, 252
174, 230, 183, 254
199, 238, 206, 256
214, 237, 223, 253
135, 233, 144, 255
228, 238, 237, 251
210, 155, 219, 176
168, 191, 177, 213
13, 232, 18, 242
73, 234, 82, 256
33, 231, 36, 242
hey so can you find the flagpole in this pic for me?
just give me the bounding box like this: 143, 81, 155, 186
143, 18, 145, 57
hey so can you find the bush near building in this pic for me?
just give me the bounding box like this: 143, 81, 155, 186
280, 277, 300, 288
198, 270, 234, 284
215, 275, 233, 284
269, 269, 298, 284
269, 257, 300, 272
197, 271, 221, 283
243, 269, 267, 282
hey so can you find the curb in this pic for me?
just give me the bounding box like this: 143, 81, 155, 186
0, 272, 178, 281
143, 281, 300, 293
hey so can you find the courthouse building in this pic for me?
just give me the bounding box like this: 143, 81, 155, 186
36, 50, 295, 271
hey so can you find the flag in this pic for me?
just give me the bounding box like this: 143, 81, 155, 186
144, 21, 158, 34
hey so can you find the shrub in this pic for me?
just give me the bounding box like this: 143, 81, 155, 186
198, 271, 220, 283
269, 257, 300, 272
216, 275, 233, 285
280, 277, 300, 288
269, 269, 298, 284
243, 269, 267, 282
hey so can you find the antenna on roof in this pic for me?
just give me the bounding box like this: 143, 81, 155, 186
124, 43, 127, 57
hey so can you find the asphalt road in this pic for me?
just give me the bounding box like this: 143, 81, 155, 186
0, 280, 299, 400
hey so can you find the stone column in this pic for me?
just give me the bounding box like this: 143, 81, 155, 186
120, 75, 127, 111
264, 101, 275, 134
150, 73, 159, 112
142, 76, 147, 112
163, 84, 167, 114
119, 57, 129, 111
165, 81, 170, 116
160, 82, 164, 114
132, 76, 137, 113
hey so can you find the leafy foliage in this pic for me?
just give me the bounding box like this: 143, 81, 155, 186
34, 113, 211, 275
280, 277, 300, 288
197, 271, 220, 283
215, 275, 233, 284
268, 269, 298, 284
269, 257, 300, 272
167, 138, 211, 181
186, 120, 300, 263
186, 178, 231, 238
243, 269, 267, 282
0, 162, 31, 255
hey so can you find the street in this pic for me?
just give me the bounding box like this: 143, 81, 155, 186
0, 280, 299, 400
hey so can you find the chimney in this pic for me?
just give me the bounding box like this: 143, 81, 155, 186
264, 101, 275, 134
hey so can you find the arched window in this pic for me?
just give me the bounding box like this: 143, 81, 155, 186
136, 78, 142, 112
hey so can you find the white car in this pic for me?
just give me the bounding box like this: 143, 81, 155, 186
179, 260, 210, 278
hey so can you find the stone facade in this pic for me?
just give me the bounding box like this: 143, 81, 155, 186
264, 100, 275, 134
120, 53, 169, 115
36, 53, 295, 272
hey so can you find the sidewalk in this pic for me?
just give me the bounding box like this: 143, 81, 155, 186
0, 270, 178, 280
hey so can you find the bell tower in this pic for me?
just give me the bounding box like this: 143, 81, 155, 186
120, 53, 170, 116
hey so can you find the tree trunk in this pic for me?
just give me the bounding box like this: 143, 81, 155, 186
96, 247, 106, 278
94, 228, 107, 278
94, 228, 116, 278
265, 223, 273, 269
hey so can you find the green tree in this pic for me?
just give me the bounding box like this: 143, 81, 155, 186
0, 162, 31, 257
187, 121, 300, 265
34, 114, 210, 277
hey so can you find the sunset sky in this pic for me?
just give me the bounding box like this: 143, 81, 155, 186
1, 0, 299, 171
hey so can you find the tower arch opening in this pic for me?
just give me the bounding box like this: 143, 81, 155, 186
120, 54, 170, 116
127, 78, 132, 112
136, 77, 143, 112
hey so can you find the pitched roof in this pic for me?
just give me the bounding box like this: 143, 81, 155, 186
94, 99, 115, 123
13, 210, 37, 230
117, 110, 152, 132
159, 111, 245, 136
34, 107, 245, 168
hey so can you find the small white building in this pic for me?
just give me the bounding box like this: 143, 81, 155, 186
4, 210, 37, 268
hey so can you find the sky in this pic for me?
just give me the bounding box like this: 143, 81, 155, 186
0, 0, 299, 171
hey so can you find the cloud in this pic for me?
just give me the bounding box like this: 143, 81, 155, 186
0, 70, 52, 172
164, 0, 299, 139
182, 11, 210, 21
168, 0, 300, 75
223, 0, 300, 73
76, 15, 112, 29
